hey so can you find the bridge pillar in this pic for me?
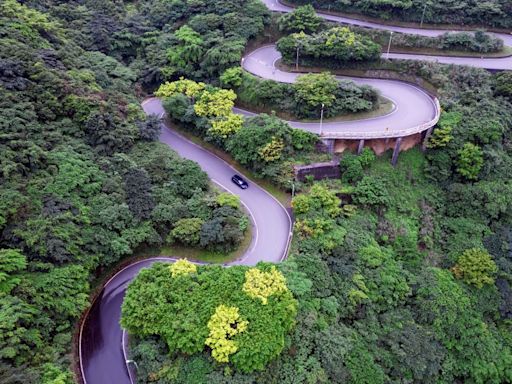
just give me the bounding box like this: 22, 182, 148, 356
391, 137, 402, 166
321, 139, 335, 154
421, 126, 434, 151
357, 139, 365, 154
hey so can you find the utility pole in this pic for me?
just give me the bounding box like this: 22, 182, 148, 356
319, 103, 325, 135
386, 31, 394, 59
420, 3, 427, 28
295, 44, 300, 71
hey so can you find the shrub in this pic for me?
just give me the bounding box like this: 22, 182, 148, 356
452, 248, 497, 288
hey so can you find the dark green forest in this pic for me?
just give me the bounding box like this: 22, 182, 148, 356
2, 0, 512, 383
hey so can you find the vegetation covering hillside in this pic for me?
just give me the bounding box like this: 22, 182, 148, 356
0, 0, 255, 382
2, 0, 512, 383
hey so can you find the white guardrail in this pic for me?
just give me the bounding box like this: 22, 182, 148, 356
321, 97, 441, 140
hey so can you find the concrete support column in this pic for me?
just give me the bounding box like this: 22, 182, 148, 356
321, 139, 335, 154
421, 126, 434, 151
357, 139, 365, 155
391, 137, 402, 166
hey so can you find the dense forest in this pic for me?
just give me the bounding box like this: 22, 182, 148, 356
0, 0, 259, 382
2, 0, 512, 383
287, 0, 512, 28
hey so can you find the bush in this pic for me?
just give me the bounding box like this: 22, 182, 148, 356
168, 218, 204, 246
276, 27, 381, 67
452, 248, 497, 288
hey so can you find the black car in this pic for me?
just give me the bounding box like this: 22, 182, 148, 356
231, 174, 249, 189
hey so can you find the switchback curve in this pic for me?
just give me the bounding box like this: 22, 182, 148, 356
263, 0, 512, 70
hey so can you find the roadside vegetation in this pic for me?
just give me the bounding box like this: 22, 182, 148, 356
156, 78, 325, 188
223, 68, 381, 120
121, 261, 298, 374
277, 5, 507, 63
2, 0, 512, 383
286, 0, 512, 29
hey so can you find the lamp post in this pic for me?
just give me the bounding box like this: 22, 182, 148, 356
289, 180, 295, 198
386, 31, 394, 59
420, 3, 427, 28
319, 103, 325, 136
295, 44, 300, 71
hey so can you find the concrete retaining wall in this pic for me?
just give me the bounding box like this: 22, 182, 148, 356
294, 160, 340, 181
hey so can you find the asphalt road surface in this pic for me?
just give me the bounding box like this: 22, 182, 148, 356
262, 0, 512, 70
79, 99, 291, 384
241, 45, 439, 139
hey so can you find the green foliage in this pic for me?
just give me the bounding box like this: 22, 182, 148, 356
292, 184, 341, 218
340, 148, 376, 182
0, 2, 255, 376
457, 142, 484, 180
428, 111, 461, 148
41, 363, 73, 384
169, 218, 205, 246
494, 72, 512, 101
0, 249, 27, 294
216, 193, 240, 209
121, 262, 297, 372
353, 176, 391, 207
220, 67, 244, 88
278, 4, 323, 33
452, 248, 497, 288
234, 70, 378, 119
277, 26, 381, 67
294, 72, 338, 109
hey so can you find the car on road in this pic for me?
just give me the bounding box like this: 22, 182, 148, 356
231, 174, 249, 189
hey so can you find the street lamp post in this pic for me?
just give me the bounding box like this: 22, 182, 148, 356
386, 31, 394, 59
319, 103, 325, 136
289, 180, 295, 198
295, 44, 300, 71
420, 3, 427, 28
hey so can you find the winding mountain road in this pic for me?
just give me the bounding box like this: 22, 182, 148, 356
78, 99, 292, 384
263, 0, 512, 70
241, 45, 439, 139
77, 2, 511, 383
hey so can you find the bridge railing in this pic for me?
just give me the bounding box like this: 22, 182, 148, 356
321, 97, 441, 140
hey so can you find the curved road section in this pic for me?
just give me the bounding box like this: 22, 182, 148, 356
263, 0, 512, 70
241, 45, 439, 139
79, 99, 292, 384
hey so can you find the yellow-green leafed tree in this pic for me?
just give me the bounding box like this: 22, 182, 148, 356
194, 89, 237, 118
452, 248, 497, 288
243, 266, 288, 305
205, 305, 248, 363
258, 137, 285, 162
209, 113, 244, 139
155, 78, 206, 99
170, 258, 197, 278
